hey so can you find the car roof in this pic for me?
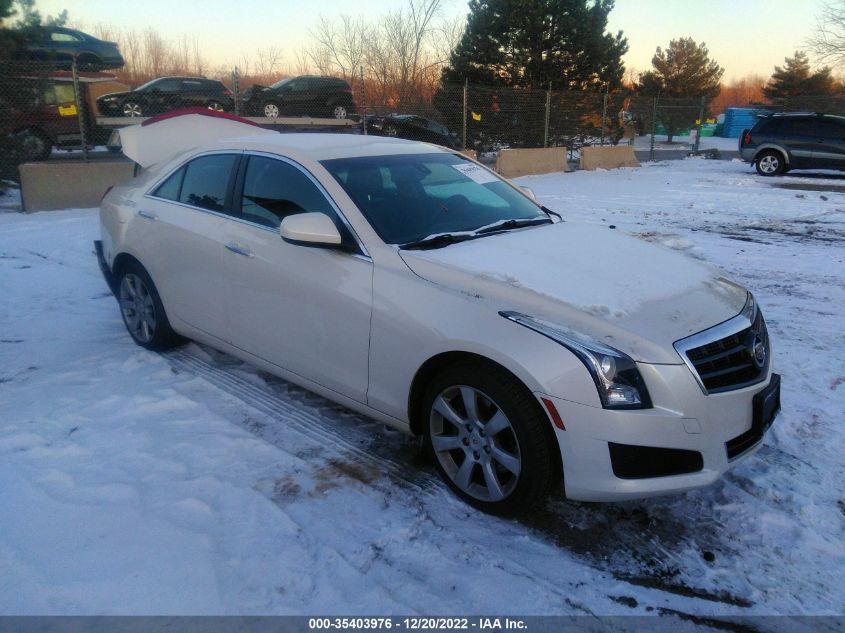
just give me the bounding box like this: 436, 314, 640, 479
209, 132, 451, 161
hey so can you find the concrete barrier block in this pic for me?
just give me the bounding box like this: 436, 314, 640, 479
19, 160, 134, 212
496, 148, 569, 178
579, 145, 640, 171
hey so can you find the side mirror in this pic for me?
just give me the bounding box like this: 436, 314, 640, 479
520, 186, 537, 202
280, 212, 342, 248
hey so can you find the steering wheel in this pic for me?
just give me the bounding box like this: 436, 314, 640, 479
427, 194, 471, 226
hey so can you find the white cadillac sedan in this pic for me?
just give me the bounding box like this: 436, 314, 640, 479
96, 112, 780, 515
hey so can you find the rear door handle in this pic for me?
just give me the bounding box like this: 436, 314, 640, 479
138, 210, 158, 220
225, 243, 253, 257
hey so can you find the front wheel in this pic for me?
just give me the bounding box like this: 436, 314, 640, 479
116, 262, 182, 351
755, 150, 785, 176
422, 363, 557, 515
122, 101, 143, 117
263, 102, 281, 118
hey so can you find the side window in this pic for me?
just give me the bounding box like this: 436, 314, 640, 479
181, 80, 203, 92
781, 119, 815, 136
50, 31, 82, 42
759, 119, 781, 135
153, 79, 181, 92
179, 154, 238, 212
153, 166, 186, 201
816, 120, 845, 139
290, 79, 310, 92
240, 156, 335, 229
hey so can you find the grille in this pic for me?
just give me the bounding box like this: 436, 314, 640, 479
685, 309, 769, 393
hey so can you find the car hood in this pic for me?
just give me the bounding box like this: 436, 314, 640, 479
398, 222, 747, 364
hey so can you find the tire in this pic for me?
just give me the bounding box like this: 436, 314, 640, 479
263, 102, 281, 118
422, 362, 557, 515
122, 101, 143, 117
755, 150, 785, 176
16, 128, 52, 161
383, 123, 399, 137
331, 103, 348, 119
115, 261, 182, 351
207, 100, 224, 112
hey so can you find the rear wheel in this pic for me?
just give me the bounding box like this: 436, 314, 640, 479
116, 261, 182, 351
422, 363, 556, 515
206, 100, 225, 112
331, 104, 348, 119
755, 150, 785, 176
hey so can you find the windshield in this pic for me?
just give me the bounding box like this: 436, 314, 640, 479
270, 77, 294, 90
134, 78, 161, 92
320, 153, 546, 245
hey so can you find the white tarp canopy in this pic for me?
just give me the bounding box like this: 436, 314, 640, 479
117, 110, 275, 168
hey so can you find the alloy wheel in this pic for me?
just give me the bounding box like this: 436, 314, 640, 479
207, 101, 224, 112
264, 103, 280, 118
123, 102, 143, 117
429, 385, 521, 502
759, 155, 780, 174
332, 105, 348, 119
119, 273, 157, 343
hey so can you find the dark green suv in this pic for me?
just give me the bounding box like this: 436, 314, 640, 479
739, 113, 845, 176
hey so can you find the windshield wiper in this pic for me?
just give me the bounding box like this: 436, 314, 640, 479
474, 217, 552, 235
399, 233, 480, 250
540, 205, 563, 221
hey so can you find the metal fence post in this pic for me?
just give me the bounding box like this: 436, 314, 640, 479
71, 56, 88, 161
232, 67, 240, 116
693, 95, 705, 154
649, 95, 658, 162
462, 79, 468, 150
359, 65, 367, 135
600, 87, 608, 146
544, 82, 551, 148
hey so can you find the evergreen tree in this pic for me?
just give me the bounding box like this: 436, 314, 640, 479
441, 0, 628, 89
638, 38, 723, 142
762, 51, 835, 101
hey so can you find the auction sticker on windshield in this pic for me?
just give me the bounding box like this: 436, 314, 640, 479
451, 162, 499, 184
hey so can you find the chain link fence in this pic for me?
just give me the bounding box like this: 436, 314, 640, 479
5, 55, 845, 180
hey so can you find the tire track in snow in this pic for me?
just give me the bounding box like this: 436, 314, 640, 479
164, 344, 757, 616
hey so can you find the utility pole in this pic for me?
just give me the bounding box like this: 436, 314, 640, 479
649, 95, 659, 162
71, 56, 88, 161
462, 79, 468, 150
544, 82, 551, 148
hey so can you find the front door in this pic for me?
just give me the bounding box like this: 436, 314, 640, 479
220, 154, 373, 402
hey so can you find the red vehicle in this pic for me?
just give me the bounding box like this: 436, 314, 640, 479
1, 72, 112, 161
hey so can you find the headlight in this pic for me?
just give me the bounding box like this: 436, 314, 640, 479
740, 291, 756, 322
500, 311, 652, 410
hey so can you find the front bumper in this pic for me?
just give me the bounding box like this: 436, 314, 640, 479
543, 364, 780, 502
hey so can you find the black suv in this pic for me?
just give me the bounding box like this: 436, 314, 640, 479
97, 77, 234, 117
740, 112, 845, 176
243, 75, 355, 119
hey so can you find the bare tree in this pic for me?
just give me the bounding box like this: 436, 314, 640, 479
254, 46, 284, 80
808, 1, 845, 67
308, 14, 368, 81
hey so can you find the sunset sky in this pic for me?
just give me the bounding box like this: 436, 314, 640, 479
31, 0, 830, 80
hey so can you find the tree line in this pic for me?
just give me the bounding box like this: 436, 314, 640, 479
3, 0, 845, 145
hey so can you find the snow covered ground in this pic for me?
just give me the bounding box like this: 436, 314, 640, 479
1, 158, 843, 619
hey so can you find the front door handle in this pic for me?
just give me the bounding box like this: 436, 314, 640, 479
225, 243, 253, 257
138, 210, 158, 220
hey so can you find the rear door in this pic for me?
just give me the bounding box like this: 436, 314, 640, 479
138, 152, 241, 342
218, 153, 373, 402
